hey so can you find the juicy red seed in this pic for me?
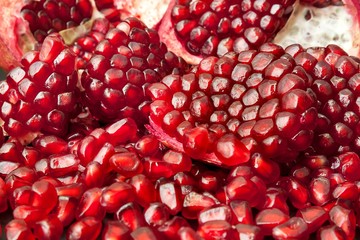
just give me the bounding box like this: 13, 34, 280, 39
144, 202, 171, 227
101, 221, 131, 240
197, 220, 236, 240
5, 219, 35, 240
82, 161, 105, 188
337, 152, 360, 181
134, 134, 161, 157
277, 177, 310, 209
32, 135, 69, 155
182, 191, 217, 219
316, 225, 347, 240
33, 215, 63, 240
332, 181, 359, 201
225, 176, 258, 206
115, 202, 147, 231
54, 196, 78, 227
158, 181, 183, 215
329, 205, 356, 239
272, 217, 309, 239
131, 227, 158, 240
234, 223, 263, 240
229, 200, 254, 225
198, 204, 232, 225
66, 217, 102, 240
13, 205, 47, 224
109, 152, 143, 177
296, 206, 329, 234
76, 187, 105, 220
262, 187, 289, 215
157, 216, 190, 238
100, 181, 135, 213
162, 150, 192, 173
129, 174, 157, 208
143, 157, 174, 179
255, 208, 290, 236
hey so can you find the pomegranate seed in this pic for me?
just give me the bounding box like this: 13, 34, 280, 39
81, 161, 105, 188
157, 216, 190, 238
101, 221, 131, 240
130, 226, 158, 240
178, 226, 203, 240
54, 196, 78, 227
144, 202, 171, 227
109, 152, 143, 177
197, 220, 236, 240
277, 177, 310, 209
229, 200, 254, 225
316, 225, 347, 240
296, 206, 329, 234
198, 204, 232, 225
158, 181, 183, 215
182, 191, 217, 219
115, 202, 147, 231
100, 181, 135, 213
261, 187, 289, 215
76, 187, 105, 220
332, 181, 359, 201
255, 208, 290, 236
309, 176, 332, 206
272, 217, 309, 239
329, 205, 356, 239
128, 174, 157, 208
32, 135, 69, 155
250, 153, 280, 184
234, 224, 263, 240
225, 176, 258, 206
66, 217, 102, 240
5, 219, 35, 240
337, 152, 360, 181
33, 215, 63, 240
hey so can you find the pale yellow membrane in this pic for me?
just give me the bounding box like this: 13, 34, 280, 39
274, 2, 358, 56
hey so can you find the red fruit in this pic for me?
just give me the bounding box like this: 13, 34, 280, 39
158, 181, 183, 215
158, 0, 296, 64
115, 202, 147, 231
130, 227, 158, 240
197, 220, 236, 240
272, 217, 309, 239
157, 216, 190, 238
5, 219, 35, 240
76, 187, 105, 220
101, 221, 131, 240
285, 44, 360, 156
234, 224, 263, 240
21, 0, 93, 42
80, 17, 188, 125
182, 191, 217, 219
148, 43, 317, 167
329, 205, 356, 240
255, 208, 290, 236
100, 181, 135, 213
54, 196, 78, 227
33, 215, 63, 240
316, 225, 347, 240
229, 200, 254, 225
296, 206, 329, 234
0, 33, 79, 139
144, 202, 171, 227
198, 204, 232, 225
66, 217, 102, 240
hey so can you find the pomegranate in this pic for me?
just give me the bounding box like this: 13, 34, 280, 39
1, 0, 360, 239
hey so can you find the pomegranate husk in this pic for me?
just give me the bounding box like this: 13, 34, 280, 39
0, 0, 36, 71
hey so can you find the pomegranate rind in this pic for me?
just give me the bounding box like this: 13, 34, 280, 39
0, 0, 36, 71
274, 0, 360, 57
157, 0, 203, 65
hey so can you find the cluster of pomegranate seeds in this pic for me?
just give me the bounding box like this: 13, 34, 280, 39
80, 17, 189, 125
0, 33, 80, 140
285, 44, 360, 156
21, 0, 93, 42
1, 0, 360, 239
170, 0, 296, 57
148, 43, 317, 166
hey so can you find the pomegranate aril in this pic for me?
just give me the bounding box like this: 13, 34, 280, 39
272, 217, 309, 239
182, 191, 217, 219
81, 161, 105, 188
157, 216, 190, 238
66, 217, 102, 240
255, 208, 290, 236
101, 221, 131, 240
115, 202, 147, 231
144, 202, 171, 227
5, 219, 35, 240
129, 174, 157, 208
33, 215, 63, 240
316, 225, 347, 240
109, 152, 143, 177
329, 205, 356, 239
32, 135, 68, 155
54, 196, 78, 227
197, 220, 236, 240
225, 176, 258, 206
130, 226, 158, 240
277, 177, 310, 209
198, 204, 232, 225
229, 200, 254, 225
250, 153, 280, 184
158, 181, 183, 215
309, 176, 332, 206
296, 206, 329, 234
0, 177, 7, 213
234, 224, 263, 240
100, 181, 135, 213
75, 187, 105, 220
13, 205, 47, 224
261, 187, 289, 215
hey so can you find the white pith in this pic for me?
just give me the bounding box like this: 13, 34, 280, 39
274, 1, 359, 56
